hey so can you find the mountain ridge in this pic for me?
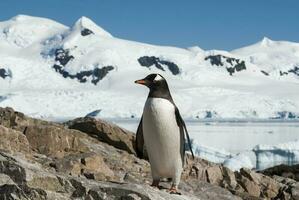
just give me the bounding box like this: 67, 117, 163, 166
0, 15, 298, 120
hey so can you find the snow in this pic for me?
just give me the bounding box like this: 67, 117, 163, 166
73, 16, 113, 38
223, 153, 254, 171
232, 37, 299, 81
193, 143, 255, 171
0, 15, 67, 48
253, 140, 299, 170
193, 142, 232, 163
0, 15, 299, 121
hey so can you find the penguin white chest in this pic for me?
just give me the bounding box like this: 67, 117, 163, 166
142, 98, 182, 179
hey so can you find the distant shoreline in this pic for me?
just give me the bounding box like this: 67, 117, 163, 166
50, 116, 299, 124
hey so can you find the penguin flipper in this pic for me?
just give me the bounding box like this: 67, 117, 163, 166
135, 116, 146, 159
175, 107, 195, 160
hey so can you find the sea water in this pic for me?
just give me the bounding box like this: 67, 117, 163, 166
109, 119, 299, 170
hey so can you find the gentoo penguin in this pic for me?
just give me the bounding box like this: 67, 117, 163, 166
135, 73, 194, 194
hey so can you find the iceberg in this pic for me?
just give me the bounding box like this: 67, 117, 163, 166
253, 140, 299, 170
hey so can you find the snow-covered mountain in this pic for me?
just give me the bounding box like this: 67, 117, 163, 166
0, 15, 299, 120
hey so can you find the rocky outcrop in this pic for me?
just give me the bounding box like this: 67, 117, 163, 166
0, 68, 12, 79
23, 125, 90, 158
81, 28, 94, 36
0, 125, 30, 154
289, 66, 299, 76
0, 151, 202, 200
204, 54, 246, 75
53, 48, 114, 85
182, 157, 295, 199
272, 111, 298, 119
65, 117, 136, 154
0, 107, 298, 199
0, 106, 59, 131
261, 164, 299, 181
278, 66, 299, 77
138, 56, 180, 75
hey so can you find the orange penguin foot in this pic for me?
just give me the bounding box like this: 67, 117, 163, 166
168, 186, 181, 195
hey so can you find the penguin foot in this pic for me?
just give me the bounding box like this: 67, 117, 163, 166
150, 180, 161, 189
168, 186, 181, 195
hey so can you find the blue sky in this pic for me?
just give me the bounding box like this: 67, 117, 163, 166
1, 0, 298, 50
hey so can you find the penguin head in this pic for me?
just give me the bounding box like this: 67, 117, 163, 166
135, 74, 172, 99
135, 73, 167, 89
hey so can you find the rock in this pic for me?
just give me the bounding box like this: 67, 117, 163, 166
53, 152, 114, 181
81, 28, 94, 36
240, 168, 261, 184
0, 68, 12, 79
261, 164, 299, 181
0, 153, 27, 184
66, 117, 136, 154
182, 155, 214, 182
259, 175, 281, 198
23, 125, 90, 158
0, 125, 30, 154
239, 176, 261, 197
53, 47, 114, 85
70, 178, 200, 200
0, 184, 48, 200
236, 168, 283, 199
0, 174, 14, 186
81, 152, 114, 180
137, 56, 180, 75
0, 107, 59, 132
27, 176, 65, 193
0, 151, 204, 200
204, 54, 246, 76
206, 166, 224, 185
291, 182, 299, 199
0, 152, 72, 200
1, 107, 297, 200
183, 180, 242, 200
222, 166, 238, 189
0, 107, 25, 128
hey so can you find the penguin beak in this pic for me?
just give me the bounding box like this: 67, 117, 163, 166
134, 79, 147, 85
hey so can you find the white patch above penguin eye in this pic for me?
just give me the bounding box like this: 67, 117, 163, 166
154, 74, 163, 81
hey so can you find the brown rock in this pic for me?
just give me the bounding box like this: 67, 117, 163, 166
184, 180, 242, 200
259, 175, 281, 198
27, 176, 65, 192
66, 117, 136, 154
0, 107, 59, 132
261, 164, 299, 181
0, 125, 30, 154
291, 182, 299, 200
53, 154, 85, 176
0, 107, 24, 128
239, 176, 261, 197
24, 125, 90, 158
182, 155, 213, 182
206, 166, 224, 185
81, 153, 114, 179
240, 168, 261, 184
53, 152, 114, 181
2, 107, 295, 200
222, 166, 238, 189
0, 174, 14, 186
